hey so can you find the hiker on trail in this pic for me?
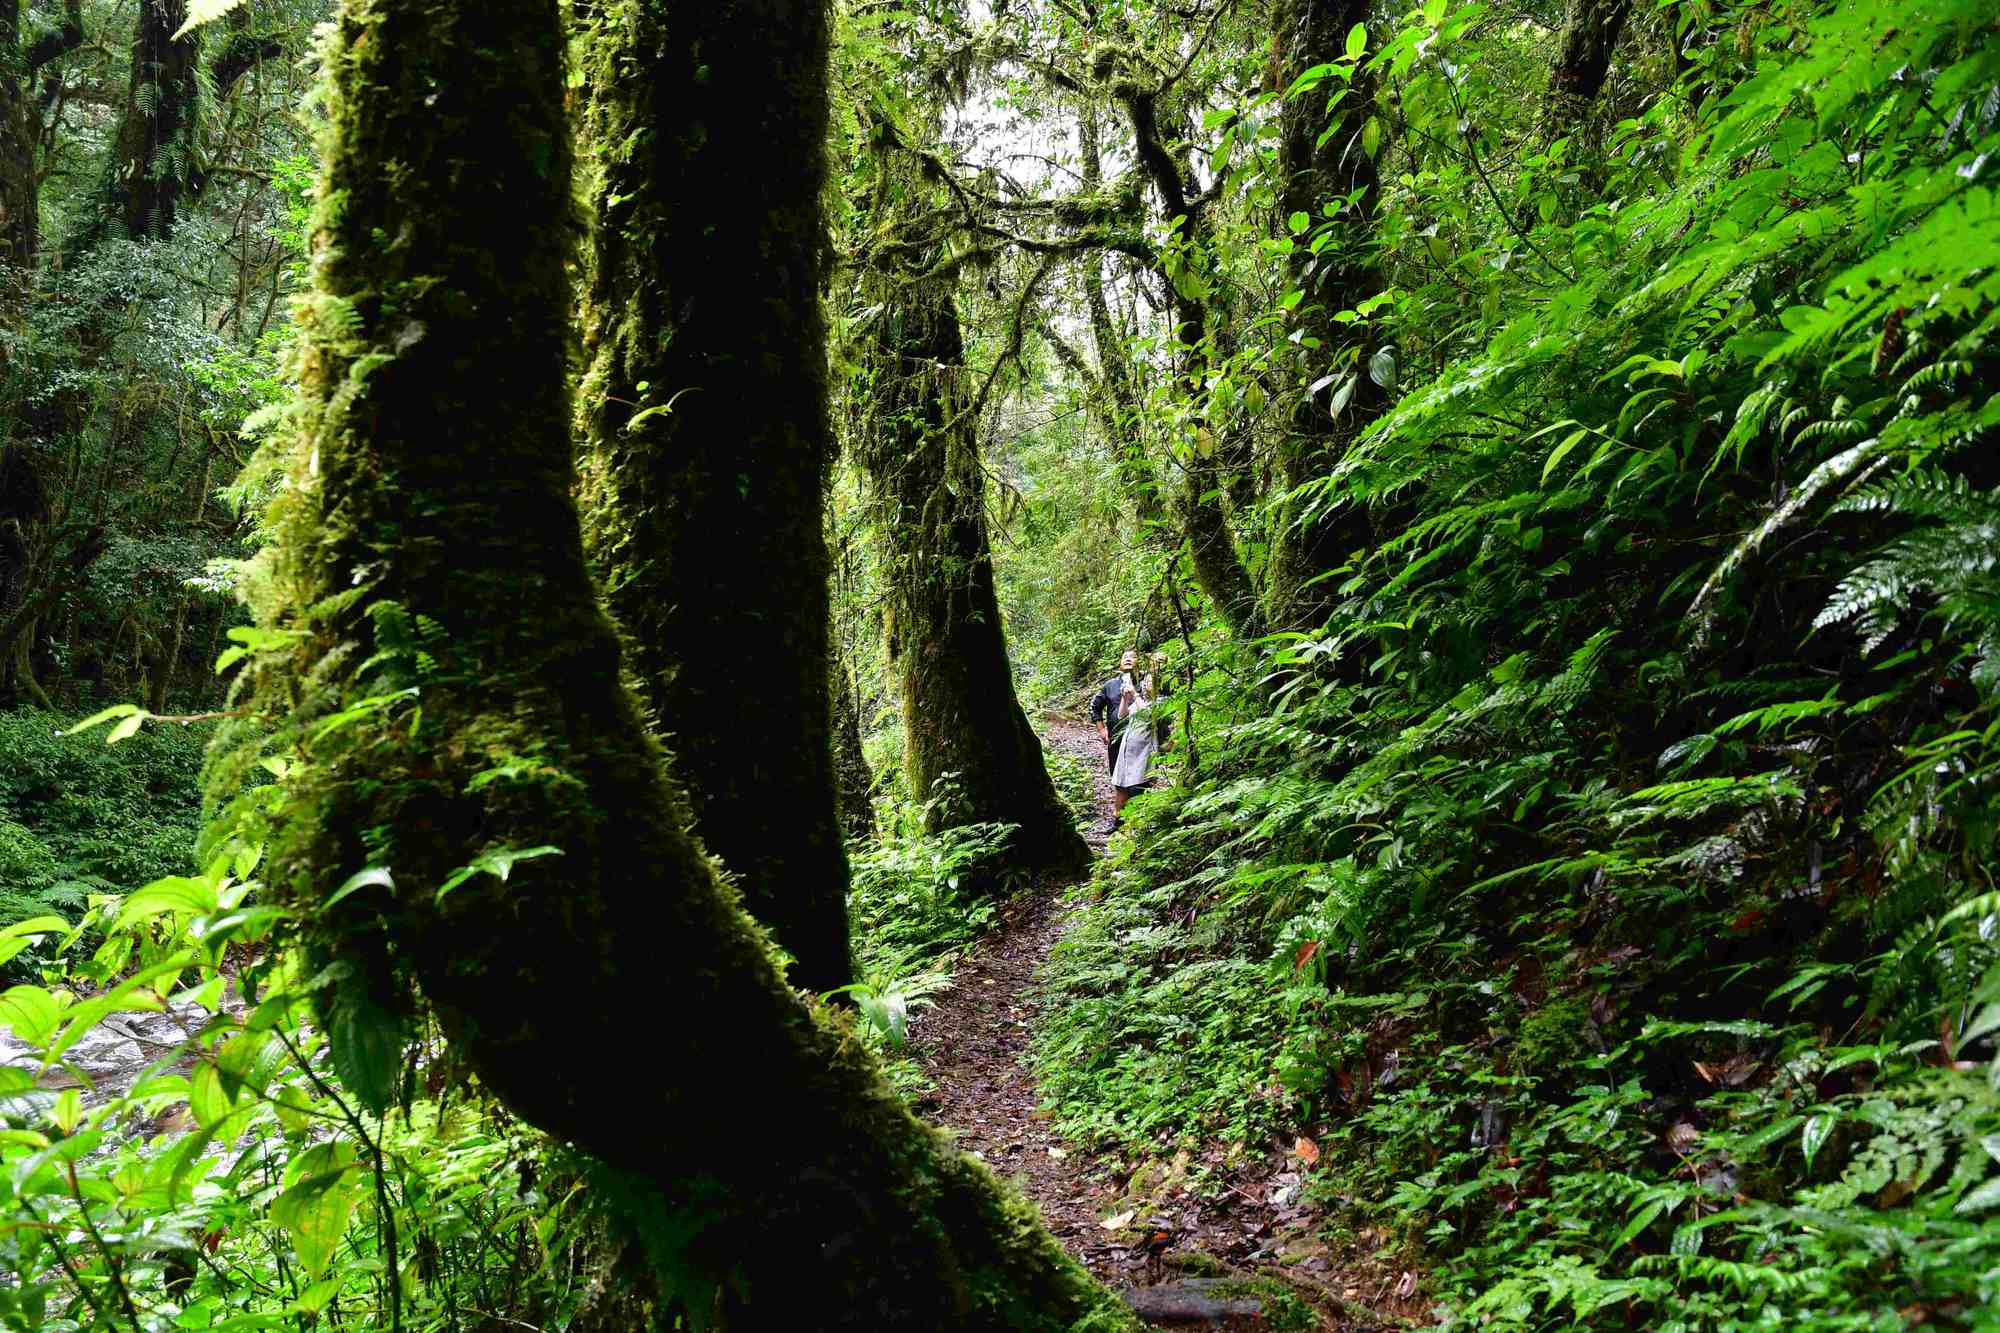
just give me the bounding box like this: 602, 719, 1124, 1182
1110, 667, 1168, 824
1090, 648, 1140, 775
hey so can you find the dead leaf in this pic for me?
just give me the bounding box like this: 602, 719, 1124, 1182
1048, 1146, 1067, 1160
1719, 1053, 1761, 1086
1293, 1136, 1320, 1166
1396, 1271, 1417, 1299
1293, 939, 1321, 971
1101, 1209, 1136, 1231
1667, 1122, 1699, 1153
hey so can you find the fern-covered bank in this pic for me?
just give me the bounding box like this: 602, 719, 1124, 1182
1035, 3, 2000, 1326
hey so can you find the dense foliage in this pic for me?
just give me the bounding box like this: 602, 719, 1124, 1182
1, 0, 1995, 1327
1028, 0, 2000, 1326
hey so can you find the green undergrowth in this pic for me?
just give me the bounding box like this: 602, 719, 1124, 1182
843, 807, 1015, 1093
1035, 3, 2000, 1327
0, 708, 206, 938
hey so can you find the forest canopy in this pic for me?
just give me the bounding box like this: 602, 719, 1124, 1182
0, 0, 1995, 1329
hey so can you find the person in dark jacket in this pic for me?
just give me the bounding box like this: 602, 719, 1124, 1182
1089, 648, 1139, 774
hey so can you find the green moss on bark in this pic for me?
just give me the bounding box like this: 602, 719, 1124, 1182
861, 272, 1090, 880
1263, 0, 1386, 633
237, 0, 1136, 1324
574, 0, 853, 995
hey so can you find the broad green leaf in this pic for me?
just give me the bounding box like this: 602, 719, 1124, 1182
217, 1030, 288, 1101
190, 1062, 233, 1129
272, 1141, 363, 1277
1802, 1113, 1836, 1166
55, 703, 140, 737
330, 996, 404, 1115
1954, 1177, 2000, 1214
1344, 22, 1366, 60
1612, 1200, 1662, 1247
117, 875, 221, 929
0, 986, 59, 1046
44, 990, 164, 1070
47, 1089, 82, 1135
323, 866, 392, 911
1542, 428, 1589, 485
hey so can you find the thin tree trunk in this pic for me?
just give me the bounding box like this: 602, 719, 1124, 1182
1264, 0, 1386, 632
254, 1, 1135, 1325
12, 613, 49, 708
1114, 78, 1262, 639
0, 0, 81, 272
576, 0, 853, 994
1076, 104, 1167, 536
861, 273, 1090, 878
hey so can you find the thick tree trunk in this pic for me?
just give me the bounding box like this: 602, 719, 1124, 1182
1544, 0, 1631, 137
861, 274, 1090, 878
256, 0, 1133, 1326
576, 0, 853, 994
0, 0, 81, 272
107, 0, 199, 243
1264, 0, 1386, 632
0, 2, 36, 274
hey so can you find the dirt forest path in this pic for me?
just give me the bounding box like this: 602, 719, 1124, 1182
905, 716, 1404, 1330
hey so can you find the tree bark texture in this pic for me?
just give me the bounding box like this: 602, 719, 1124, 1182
256, 0, 1133, 1326
576, 0, 852, 994
1076, 104, 1167, 537
830, 649, 876, 842
860, 273, 1090, 878
1263, 0, 1386, 631
107, 0, 199, 243
0, 0, 82, 270
1115, 76, 1262, 639
1545, 0, 1631, 136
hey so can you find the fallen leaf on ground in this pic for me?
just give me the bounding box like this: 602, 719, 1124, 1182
1293, 1136, 1320, 1166
1102, 1209, 1136, 1231
1048, 1146, 1068, 1160
1396, 1271, 1417, 1299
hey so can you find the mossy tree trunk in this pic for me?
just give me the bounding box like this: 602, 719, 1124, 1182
1116, 79, 1263, 640
0, 0, 81, 270
1076, 104, 1167, 539
258, 0, 1134, 1326
860, 272, 1090, 877
105, 0, 199, 244
575, 0, 852, 993
1544, 0, 1631, 137
830, 648, 876, 842
1264, 0, 1386, 631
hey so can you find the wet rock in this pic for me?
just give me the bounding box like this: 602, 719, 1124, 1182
1118, 1279, 1262, 1321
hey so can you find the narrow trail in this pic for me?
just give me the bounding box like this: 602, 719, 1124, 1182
908, 717, 1406, 1329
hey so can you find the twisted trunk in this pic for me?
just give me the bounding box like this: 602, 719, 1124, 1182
1115, 78, 1261, 638
259, 0, 1131, 1325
